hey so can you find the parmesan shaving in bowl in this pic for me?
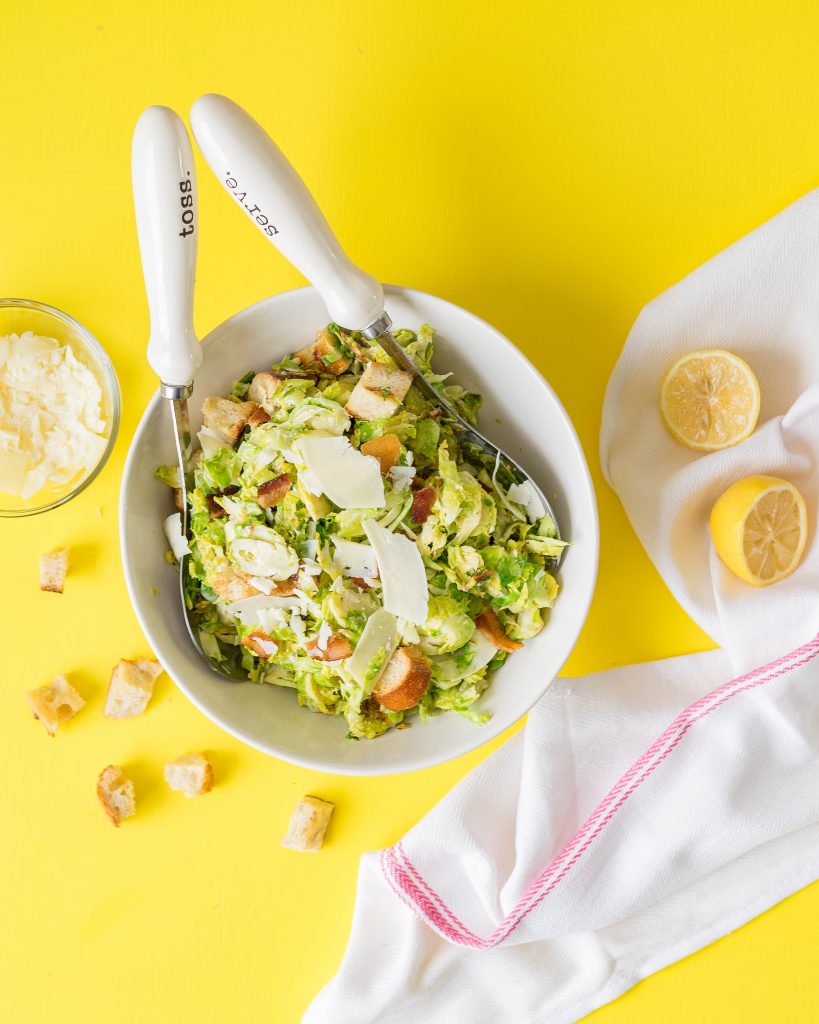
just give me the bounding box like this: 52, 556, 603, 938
0, 331, 109, 499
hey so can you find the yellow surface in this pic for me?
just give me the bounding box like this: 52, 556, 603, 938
2, 2, 818, 1021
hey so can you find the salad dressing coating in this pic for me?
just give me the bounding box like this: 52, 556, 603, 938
157, 324, 565, 739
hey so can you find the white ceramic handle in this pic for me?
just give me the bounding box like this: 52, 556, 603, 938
190, 93, 385, 331
132, 106, 201, 387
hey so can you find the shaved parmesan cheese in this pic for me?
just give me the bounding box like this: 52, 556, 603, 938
388, 465, 416, 493
227, 594, 300, 616
507, 480, 547, 522
332, 537, 378, 579
163, 513, 191, 560
346, 608, 399, 690
252, 634, 279, 658
246, 608, 289, 636
248, 575, 275, 595
228, 596, 298, 633
432, 629, 498, 686
363, 519, 428, 625
298, 469, 323, 496
198, 426, 226, 459
316, 620, 332, 652
294, 589, 322, 618
289, 611, 306, 641
297, 435, 385, 509
398, 618, 421, 644
0, 332, 109, 499
297, 571, 319, 595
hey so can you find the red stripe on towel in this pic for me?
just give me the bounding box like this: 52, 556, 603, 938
381, 633, 819, 948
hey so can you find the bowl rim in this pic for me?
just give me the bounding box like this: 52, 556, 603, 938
0, 297, 121, 517
120, 284, 599, 774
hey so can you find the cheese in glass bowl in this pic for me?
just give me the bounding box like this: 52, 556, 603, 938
0, 299, 120, 516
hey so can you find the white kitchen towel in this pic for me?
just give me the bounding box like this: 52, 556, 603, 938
303, 191, 819, 1024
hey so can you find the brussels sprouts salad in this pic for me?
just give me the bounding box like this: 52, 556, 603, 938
158, 324, 565, 739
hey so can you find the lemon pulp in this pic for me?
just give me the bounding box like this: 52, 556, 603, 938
660, 350, 760, 451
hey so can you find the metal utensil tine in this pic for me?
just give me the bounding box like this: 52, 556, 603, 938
375, 328, 562, 548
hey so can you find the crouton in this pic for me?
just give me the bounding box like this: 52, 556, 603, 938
271, 574, 299, 597
202, 396, 258, 445
475, 608, 523, 653
411, 486, 437, 524
344, 362, 414, 421
258, 473, 292, 509
173, 487, 185, 513
97, 766, 136, 827
104, 659, 163, 719
361, 433, 401, 475
373, 647, 431, 711
305, 633, 353, 662
247, 371, 281, 408
39, 547, 69, 593
26, 675, 85, 735
359, 362, 413, 402
209, 567, 262, 603
281, 795, 334, 853
293, 341, 320, 366
344, 384, 399, 421
164, 752, 214, 798
247, 407, 271, 428
295, 328, 352, 375
241, 630, 278, 659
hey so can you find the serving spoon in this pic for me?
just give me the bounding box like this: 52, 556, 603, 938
132, 106, 245, 680
189, 94, 562, 554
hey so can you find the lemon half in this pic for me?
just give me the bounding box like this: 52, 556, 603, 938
660, 349, 760, 451
710, 475, 808, 586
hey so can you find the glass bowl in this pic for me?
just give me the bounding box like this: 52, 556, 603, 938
0, 298, 120, 517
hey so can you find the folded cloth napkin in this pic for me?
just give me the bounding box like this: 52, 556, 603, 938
303, 191, 819, 1024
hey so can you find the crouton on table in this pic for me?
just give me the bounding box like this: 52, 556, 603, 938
281, 795, 335, 852
97, 766, 136, 827
40, 547, 69, 593
164, 752, 214, 798
26, 675, 85, 735
104, 659, 163, 719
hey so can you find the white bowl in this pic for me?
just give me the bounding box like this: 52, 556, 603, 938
120, 286, 598, 775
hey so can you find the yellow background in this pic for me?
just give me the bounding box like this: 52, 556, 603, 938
2, 2, 818, 1021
